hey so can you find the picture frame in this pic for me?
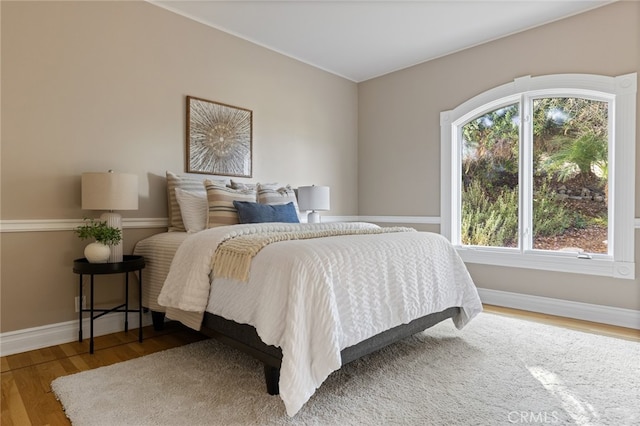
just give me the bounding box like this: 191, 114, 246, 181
186, 96, 253, 177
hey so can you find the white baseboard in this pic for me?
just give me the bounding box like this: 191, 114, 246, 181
477, 288, 640, 330
0, 311, 153, 357
2, 289, 636, 357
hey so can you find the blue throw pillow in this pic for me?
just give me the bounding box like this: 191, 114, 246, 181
233, 201, 300, 224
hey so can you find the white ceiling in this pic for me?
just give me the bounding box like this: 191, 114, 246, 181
150, 0, 613, 82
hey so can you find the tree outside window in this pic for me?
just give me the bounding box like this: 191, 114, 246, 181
441, 73, 636, 279
461, 97, 608, 254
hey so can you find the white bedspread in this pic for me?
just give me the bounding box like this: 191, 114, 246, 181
158, 222, 482, 416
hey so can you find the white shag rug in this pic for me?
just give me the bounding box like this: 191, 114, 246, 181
51, 313, 639, 425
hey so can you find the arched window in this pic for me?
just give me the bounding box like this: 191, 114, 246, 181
441, 73, 636, 279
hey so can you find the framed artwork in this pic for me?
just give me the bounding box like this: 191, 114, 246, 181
186, 96, 253, 177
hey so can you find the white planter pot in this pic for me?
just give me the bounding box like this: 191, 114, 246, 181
84, 242, 111, 263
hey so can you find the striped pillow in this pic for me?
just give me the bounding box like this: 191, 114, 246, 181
204, 180, 257, 228
166, 171, 227, 232
257, 183, 300, 213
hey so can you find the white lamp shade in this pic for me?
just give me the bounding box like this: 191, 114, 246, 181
81, 172, 139, 211
297, 185, 330, 212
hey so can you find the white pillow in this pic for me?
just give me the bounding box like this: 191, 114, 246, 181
174, 188, 208, 233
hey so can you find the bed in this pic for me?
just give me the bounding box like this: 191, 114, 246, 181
133, 172, 483, 417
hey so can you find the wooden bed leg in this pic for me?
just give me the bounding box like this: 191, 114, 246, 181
264, 365, 280, 395
151, 311, 165, 331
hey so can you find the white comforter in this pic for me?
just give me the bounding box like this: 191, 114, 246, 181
158, 222, 482, 416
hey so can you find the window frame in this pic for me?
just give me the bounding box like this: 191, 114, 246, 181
440, 73, 637, 279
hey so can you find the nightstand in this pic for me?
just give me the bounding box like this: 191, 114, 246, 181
73, 255, 145, 354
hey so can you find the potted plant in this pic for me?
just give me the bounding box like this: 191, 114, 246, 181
75, 218, 122, 263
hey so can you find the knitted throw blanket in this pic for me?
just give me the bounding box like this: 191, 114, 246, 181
213, 226, 415, 282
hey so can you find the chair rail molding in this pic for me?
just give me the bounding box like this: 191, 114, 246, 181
0, 218, 169, 232
3, 216, 640, 232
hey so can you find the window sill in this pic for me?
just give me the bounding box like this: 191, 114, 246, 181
456, 247, 635, 279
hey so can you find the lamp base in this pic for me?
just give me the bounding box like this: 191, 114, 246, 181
100, 211, 123, 263
307, 211, 321, 224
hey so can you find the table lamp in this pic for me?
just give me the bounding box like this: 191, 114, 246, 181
81, 170, 139, 262
297, 185, 330, 223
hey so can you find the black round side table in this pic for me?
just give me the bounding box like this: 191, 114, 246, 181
73, 255, 145, 354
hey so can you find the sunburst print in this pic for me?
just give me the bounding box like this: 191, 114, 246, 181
187, 96, 252, 177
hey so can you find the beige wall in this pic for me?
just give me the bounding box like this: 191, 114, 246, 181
0, 1, 358, 332
2, 1, 638, 335
358, 2, 640, 310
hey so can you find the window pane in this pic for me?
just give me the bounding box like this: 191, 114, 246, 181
532, 98, 608, 254
461, 104, 519, 248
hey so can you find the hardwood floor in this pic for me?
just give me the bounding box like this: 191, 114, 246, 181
484, 304, 640, 342
1, 306, 638, 425
1, 321, 207, 426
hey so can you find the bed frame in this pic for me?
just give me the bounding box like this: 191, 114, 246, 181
195, 306, 461, 394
